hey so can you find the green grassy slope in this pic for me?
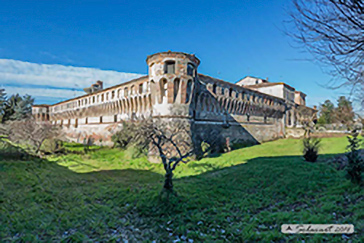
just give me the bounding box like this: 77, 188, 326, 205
1, 137, 363, 242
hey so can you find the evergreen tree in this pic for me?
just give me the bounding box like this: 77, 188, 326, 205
0, 89, 6, 120
2, 93, 34, 123
317, 99, 335, 124
335, 96, 355, 128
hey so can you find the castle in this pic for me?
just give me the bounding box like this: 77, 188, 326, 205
32, 51, 316, 156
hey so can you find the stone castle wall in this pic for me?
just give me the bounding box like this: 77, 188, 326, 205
32, 51, 314, 159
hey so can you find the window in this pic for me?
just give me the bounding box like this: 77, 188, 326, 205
187, 63, 195, 76
131, 85, 135, 95
111, 91, 115, 99
100, 116, 103, 123
164, 61, 175, 74
124, 87, 128, 97
173, 79, 180, 102
186, 80, 192, 103
92, 96, 95, 103
101, 94, 104, 102
160, 79, 168, 102
139, 83, 143, 94
114, 115, 117, 122
85, 118, 88, 124
212, 84, 217, 94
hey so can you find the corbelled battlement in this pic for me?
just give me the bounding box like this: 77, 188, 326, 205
32, 51, 316, 150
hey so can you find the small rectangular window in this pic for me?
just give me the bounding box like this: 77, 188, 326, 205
165, 61, 175, 74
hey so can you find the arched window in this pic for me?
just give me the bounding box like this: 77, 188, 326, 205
124, 87, 128, 97
160, 79, 168, 102
187, 63, 195, 77
185, 80, 192, 103
139, 83, 143, 94
111, 91, 115, 99
173, 78, 180, 102
131, 85, 135, 95
229, 88, 233, 97
164, 61, 175, 74
212, 84, 217, 94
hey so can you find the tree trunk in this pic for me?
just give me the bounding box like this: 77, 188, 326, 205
163, 170, 173, 192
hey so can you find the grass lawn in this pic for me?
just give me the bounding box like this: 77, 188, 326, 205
1, 136, 363, 242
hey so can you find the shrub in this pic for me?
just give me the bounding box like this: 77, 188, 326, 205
302, 137, 321, 162
2, 119, 62, 155
346, 130, 363, 184
112, 121, 150, 159
0, 139, 29, 160
112, 121, 136, 149
124, 145, 148, 159
39, 139, 65, 154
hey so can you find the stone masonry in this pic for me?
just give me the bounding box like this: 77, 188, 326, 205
32, 51, 316, 155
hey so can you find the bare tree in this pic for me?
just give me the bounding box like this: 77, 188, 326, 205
137, 116, 194, 194
289, 0, 364, 106
2, 118, 62, 155
296, 106, 317, 137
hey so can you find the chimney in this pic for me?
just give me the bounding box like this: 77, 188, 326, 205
96, 80, 103, 90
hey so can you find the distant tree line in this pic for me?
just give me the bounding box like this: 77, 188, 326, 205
0, 88, 34, 123
317, 96, 355, 127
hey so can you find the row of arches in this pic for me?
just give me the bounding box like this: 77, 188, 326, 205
209, 83, 282, 108
150, 78, 194, 105
51, 80, 150, 114
51, 94, 152, 122
196, 93, 283, 118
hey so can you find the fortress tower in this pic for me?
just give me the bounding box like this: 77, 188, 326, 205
146, 51, 200, 117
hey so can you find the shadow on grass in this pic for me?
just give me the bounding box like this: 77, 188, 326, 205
2, 149, 361, 242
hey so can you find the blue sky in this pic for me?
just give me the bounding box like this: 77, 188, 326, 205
0, 0, 348, 107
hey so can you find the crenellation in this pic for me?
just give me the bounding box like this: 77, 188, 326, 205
32, 51, 316, 159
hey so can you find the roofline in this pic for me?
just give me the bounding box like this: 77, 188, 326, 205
198, 73, 286, 103
146, 51, 200, 65
295, 91, 307, 96
243, 82, 296, 91
236, 75, 268, 83
39, 75, 148, 107
32, 104, 50, 107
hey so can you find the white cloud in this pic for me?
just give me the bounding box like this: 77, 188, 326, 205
4, 86, 85, 100
0, 59, 145, 89
0, 59, 145, 104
